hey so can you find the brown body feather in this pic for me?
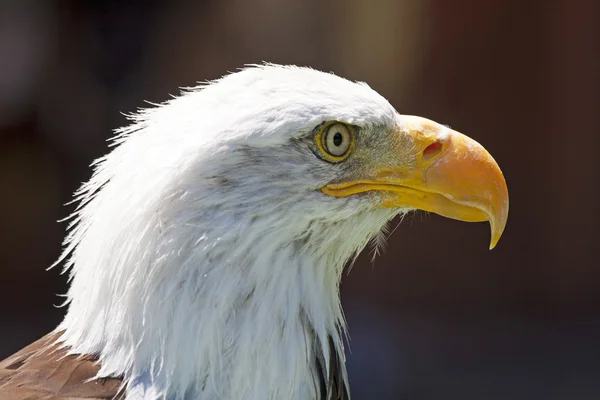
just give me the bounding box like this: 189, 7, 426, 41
0, 332, 123, 399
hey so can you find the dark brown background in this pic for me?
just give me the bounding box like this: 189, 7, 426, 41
1, 1, 598, 399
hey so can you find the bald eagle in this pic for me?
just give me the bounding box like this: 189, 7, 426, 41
0, 65, 508, 399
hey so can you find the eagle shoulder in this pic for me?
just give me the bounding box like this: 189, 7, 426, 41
0, 332, 124, 399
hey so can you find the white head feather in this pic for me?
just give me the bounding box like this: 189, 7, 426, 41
55, 64, 407, 399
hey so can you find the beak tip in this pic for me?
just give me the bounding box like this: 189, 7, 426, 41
489, 232, 501, 250
488, 216, 507, 250
489, 232, 499, 250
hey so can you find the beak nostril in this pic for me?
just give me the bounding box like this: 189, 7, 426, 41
423, 141, 442, 159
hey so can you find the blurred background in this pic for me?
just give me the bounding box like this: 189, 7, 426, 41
1, 0, 598, 398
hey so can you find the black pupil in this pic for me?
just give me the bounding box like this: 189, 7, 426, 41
333, 132, 343, 147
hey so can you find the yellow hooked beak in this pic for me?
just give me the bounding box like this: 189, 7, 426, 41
321, 116, 509, 249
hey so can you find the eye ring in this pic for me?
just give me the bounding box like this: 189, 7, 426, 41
315, 122, 354, 162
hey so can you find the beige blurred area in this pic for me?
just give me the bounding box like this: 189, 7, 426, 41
1, 0, 599, 398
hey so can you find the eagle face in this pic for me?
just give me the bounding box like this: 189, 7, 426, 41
181, 65, 507, 254
0, 65, 508, 400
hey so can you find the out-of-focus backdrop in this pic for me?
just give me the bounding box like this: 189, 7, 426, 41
1, 1, 598, 398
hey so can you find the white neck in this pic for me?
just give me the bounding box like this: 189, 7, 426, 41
55, 176, 393, 399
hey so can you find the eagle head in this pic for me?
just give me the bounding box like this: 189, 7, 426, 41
54, 64, 508, 399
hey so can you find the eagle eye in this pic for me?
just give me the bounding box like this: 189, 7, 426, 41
315, 122, 354, 162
